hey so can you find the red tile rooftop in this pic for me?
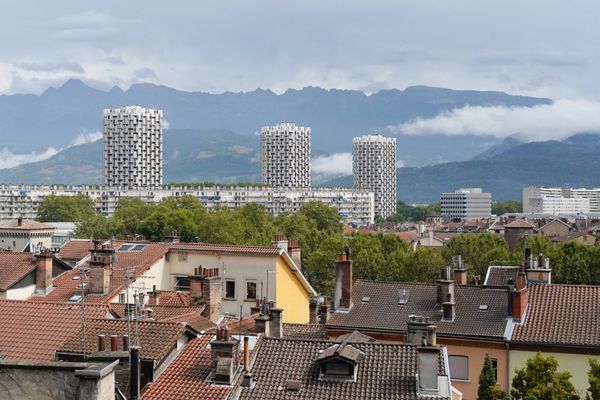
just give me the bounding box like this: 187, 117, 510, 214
0, 300, 109, 361
170, 242, 281, 255
155, 290, 190, 306
0, 219, 54, 230
0, 252, 37, 291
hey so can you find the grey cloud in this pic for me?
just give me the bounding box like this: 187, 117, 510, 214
135, 68, 157, 79
104, 56, 125, 65
16, 61, 85, 73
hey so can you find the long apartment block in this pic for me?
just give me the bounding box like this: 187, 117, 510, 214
0, 185, 374, 225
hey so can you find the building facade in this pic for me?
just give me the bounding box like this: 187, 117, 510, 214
103, 106, 163, 188
261, 123, 311, 188
440, 188, 492, 221
352, 134, 397, 219
523, 186, 600, 214
0, 185, 375, 226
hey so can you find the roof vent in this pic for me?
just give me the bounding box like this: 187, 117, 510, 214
398, 289, 410, 305
479, 304, 488, 311
361, 296, 370, 304
286, 380, 302, 391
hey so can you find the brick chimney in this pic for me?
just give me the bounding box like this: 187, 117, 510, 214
148, 285, 160, 306
269, 308, 283, 338
88, 240, 114, 295
436, 266, 454, 303
525, 253, 552, 284
319, 297, 331, 324
35, 250, 54, 295
254, 313, 271, 336
406, 315, 437, 347
309, 297, 319, 324
164, 230, 180, 244
189, 267, 204, 306
453, 255, 467, 285
202, 274, 222, 322
287, 240, 301, 269
510, 286, 529, 321
334, 251, 353, 310
271, 234, 288, 251
210, 326, 241, 385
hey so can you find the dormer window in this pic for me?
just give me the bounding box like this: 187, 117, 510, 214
316, 340, 364, 382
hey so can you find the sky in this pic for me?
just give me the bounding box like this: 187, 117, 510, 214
1, 0, 600, 173
1, 0, 598, 100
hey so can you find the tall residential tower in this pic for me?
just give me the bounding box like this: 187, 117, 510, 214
352, 134, 397, 218
103, 106, 163, 188
261, 123, 311, 188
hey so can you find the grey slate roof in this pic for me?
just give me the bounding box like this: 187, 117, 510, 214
484, 266, 520, 287
238, 337, 448, 400
283, 323, 328, 340
327, 280, 510, 339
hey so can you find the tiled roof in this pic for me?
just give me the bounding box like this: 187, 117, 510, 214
504, 219, 536, 229
141, 335, 234, 400
327, 280, 509, 339
0, 219, 54, 230
512, 284, 600, 347
58, 318, 189, 363
283, 323, 328, 340
32, 242, 170, 304
170, 242, 281, 255
238, 337, 448, 400
0, 300, 109, 361
155, 290, 190, 306
484, 266, 520, 287
109, 303, 215, 332
0, 252, 37, 291
398, 231, 419, 241
335, 330, 376, 343
552, 231, 596, 243
58, 239, 94, 261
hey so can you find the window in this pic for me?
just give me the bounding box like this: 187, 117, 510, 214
322, 362, 352, 376
246, 281, 257, 300
178, 251, 188, 261
491, 358, 498, 383
175, 276, 190, 291
119, 293, 126, 303
225, 280, 236, 299
448, 355, 469, 381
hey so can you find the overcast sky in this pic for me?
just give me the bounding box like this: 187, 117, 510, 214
1, 0, 599, 100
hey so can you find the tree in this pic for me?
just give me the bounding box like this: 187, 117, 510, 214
587, 359, 600, 400
478, 354, 506, 400
74, 215, 125, 239
113, 197, 153, 235
298, 202, 342, 233
37, 194, 95, 222
492, 200, 522, 215
443, 234, 509, 279
511, 352, 579, 400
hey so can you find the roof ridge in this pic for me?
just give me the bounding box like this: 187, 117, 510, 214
86, 317, 186, 327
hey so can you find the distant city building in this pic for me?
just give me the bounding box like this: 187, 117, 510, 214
0, 217, 55, 252
440, 188, 492, 221
0, 185, 375, 226
352, 134, 397, 219
261, 123, 310, 188
103, 106, 163, 188
523, 186, 599, 214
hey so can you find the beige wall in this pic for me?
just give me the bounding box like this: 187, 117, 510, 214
539, 221, 570, 238
109, 256, 168, 304
6, 284, 35, 300
510, 350, 600, 397
0, 229, 53, 252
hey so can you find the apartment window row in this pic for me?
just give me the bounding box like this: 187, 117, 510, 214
225, 279, 257, 301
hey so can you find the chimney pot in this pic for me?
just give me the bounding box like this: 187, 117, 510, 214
97, 334, 106, 352
269, 308, 283, 338
122, 335, 129, 351
110, 335, 119, 351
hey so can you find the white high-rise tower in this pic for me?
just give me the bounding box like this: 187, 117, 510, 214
261, 123, 311, 188
103, 106, 163, 188
352, 134, 397, 218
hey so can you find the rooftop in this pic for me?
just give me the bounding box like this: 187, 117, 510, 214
512, 284, 600, 347
504, 219, 536, 229
0, 252, 37, 291
327, 280, 510, 339
58, 239, 96, 261
0, 219, 54, 230
170, 242, 281, 256
282, 323, 328, 340
109, 303, 215, 332
484, 266, 521, 288
0, 300, 109, 361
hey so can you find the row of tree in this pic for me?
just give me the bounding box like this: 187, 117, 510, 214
479, 352, 600, 400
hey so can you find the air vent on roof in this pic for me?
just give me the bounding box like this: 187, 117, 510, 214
286, 380, 302, 392
361, 296, 370, 304
479, 304, 488, 311
68, 295, 83, 302
77, 283, 87, 288
72, 275, 81, 280
398, 289, 410, 305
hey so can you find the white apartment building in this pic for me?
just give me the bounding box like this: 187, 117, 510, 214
261, 123, 311, 188
440, 188, 492, 221
523, 186, 600, 214
352, 134, 397, 219
103, 106, 163, 188
0, 185, 375, 226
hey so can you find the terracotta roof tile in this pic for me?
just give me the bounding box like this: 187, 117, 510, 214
58, 319, 189, 363
0, 219, 54, 230
238, 338, 448, 400
0, 300, 109, 361
58, 239, 94, 261
32, 242, 170, 304
109, 303, 215, 332
512, 284, 600, 347
504, 219, 536, 229
327, 280, 509, 339
170, 242, 280, 255
141, 335, 234, 400
0, 253, 37, 291
155, 290, 190, 306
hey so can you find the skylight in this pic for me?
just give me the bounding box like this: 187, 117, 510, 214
479, 304, 488, 311
68, 295, 83, 302
118, 243, 148, 252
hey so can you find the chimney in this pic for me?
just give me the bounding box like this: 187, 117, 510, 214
406, 315, 437, 346
269, 308, 283, 338
525, 253, 552, 284
309, 297, 319, 324
417, 346, 440, 395
202, 275, 222, 322
442, 298, 455, 322
334, 253, 353, 310
319, 297, 331, 324
122, 335, 129, 351
35, 250, 54, 295
164, 230, 180, 244
436, 266, 454, 305
510, 286, 529, 320
189, 268, 203, 306
148, 285, 160, 306
97, 335, 106, 352
271, 233, 288, 251
254, 313, 271, 336
287, 240, 302, 269
241, 336, 255, 388
453, 255, 467, 285
210, 326, 241, 385
88, 240, 114, 295
129, 346, 141, 400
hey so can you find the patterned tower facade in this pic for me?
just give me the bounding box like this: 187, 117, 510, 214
352, 134, 397, 218
261, 123, 311, 188
103, 106, 163, 188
